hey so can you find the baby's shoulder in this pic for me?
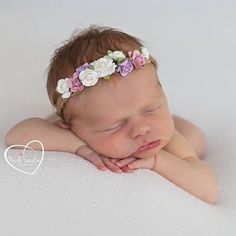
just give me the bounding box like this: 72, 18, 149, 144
45, 112, 62, 126
162, 130, 197, 159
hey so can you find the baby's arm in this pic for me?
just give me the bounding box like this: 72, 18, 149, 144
154, 131, 218, 204
5, 118, 85, 153
153, 150, 218, 204
116, 131, 218, 204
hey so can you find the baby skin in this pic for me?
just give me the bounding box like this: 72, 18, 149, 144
5, 64, 218, 204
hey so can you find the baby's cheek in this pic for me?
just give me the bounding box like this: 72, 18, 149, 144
158, 117, 175, 144
97, 135, 128, 159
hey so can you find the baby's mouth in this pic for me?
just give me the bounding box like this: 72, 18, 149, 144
132, 139, 161, 156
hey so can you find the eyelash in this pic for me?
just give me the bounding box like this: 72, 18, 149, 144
145, 105, 161, 113
103, 123, 124, 132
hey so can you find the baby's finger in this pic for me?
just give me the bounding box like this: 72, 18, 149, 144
128, 158, 149, 170
101, 157, 124, 174
87, 153, 108, 171
120, 165, 134, 173
115, 157, 137, 168
110, 158, 119, 164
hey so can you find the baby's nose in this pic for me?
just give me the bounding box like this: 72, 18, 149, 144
130, 122, 151, 138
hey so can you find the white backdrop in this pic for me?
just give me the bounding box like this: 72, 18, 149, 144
0, 1, 236, 235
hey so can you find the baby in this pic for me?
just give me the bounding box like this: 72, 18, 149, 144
5, 25, 218, 204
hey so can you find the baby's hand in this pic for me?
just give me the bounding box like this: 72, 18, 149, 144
115, 155, 156, 171
76, 145, 136, 174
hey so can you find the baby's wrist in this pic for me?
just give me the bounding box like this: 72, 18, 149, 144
76, 144, 94, 157
152, 150, 164, 170
74, 137, 87, 154
151, 154, 157, 170
75, 145, 87, 155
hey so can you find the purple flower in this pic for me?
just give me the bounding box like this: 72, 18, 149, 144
68, 77, 84, 92
75, 63, 90, 75
128, 50, 145, 68
117, 59, 134, 76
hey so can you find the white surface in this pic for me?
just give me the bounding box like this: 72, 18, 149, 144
1, 1, 236, 235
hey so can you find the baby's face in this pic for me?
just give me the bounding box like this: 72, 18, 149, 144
66, 64, 175, 159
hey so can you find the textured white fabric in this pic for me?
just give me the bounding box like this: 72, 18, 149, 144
1, 1, 236, 235
1, 139, 236, 236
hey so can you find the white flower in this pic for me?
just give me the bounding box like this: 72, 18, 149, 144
108, 51, 126, 61
140, 47, 150, 60
79, 68, 99, 86
56, 78, 72, 98
91, 56, 116, 77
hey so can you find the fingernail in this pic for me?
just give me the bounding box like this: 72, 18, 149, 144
116, 169, 123, 173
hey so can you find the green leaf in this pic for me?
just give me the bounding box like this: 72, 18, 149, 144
103, 75, 110, 80
117, 58, 125, 64
107, 50, 112, 56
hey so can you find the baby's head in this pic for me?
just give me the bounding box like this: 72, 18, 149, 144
47, 25, 175, 159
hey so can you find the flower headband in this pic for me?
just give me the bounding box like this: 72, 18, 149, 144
56, 47, 150, 99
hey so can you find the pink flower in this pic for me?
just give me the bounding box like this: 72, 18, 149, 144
128, 50, 145, 68
68, 77, 84, 92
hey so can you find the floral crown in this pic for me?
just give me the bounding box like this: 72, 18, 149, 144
56, 47, 150, 99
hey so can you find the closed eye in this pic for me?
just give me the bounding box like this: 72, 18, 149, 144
99, 122, 125, 132
145, 104, 161, 113
103, 125, 120, 132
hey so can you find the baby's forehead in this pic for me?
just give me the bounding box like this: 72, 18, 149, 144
66, 64, 161, 120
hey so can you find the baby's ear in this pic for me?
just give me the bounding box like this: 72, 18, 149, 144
58, 120, 70, 129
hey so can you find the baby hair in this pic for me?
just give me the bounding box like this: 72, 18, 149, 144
46, 25, 157, 121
